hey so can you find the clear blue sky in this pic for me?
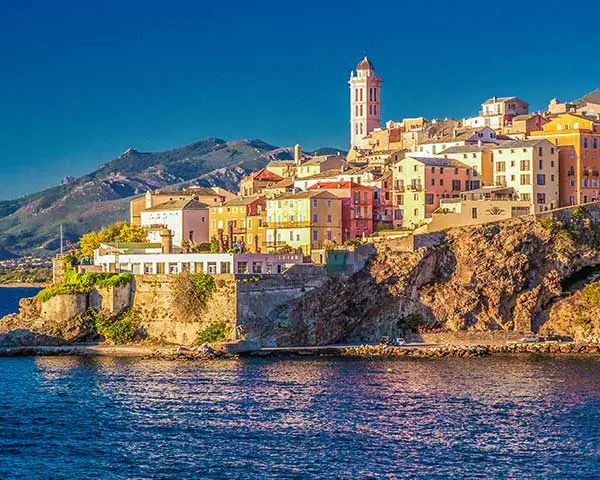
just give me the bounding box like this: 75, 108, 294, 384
1, 0, 599, 200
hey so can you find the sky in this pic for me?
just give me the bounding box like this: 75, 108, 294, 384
1, 0, 600, 200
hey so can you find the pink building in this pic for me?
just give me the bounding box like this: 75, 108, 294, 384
391, 156, 473, 227
308, 181, 374, 240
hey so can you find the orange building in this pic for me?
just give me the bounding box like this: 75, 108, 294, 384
239, 169, 284, 196
209, 195, 267, 252
530, 113, 600, 206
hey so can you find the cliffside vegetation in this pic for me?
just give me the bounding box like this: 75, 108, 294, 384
169, 272, 215, 320
37, 272, 132, 303
88, 308, 141, 344
197, 322, 228, 344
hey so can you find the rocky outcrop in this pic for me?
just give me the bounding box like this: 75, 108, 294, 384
277, 205, 600, 345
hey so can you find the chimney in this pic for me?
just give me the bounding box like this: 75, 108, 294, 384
478, 140, 482, 147
294, 144, 302, 165
160, 228, 173, 254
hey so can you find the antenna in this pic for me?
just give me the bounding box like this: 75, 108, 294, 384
60, 224, 64, 256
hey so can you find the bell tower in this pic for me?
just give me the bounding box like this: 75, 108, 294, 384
349, 55, 382, 149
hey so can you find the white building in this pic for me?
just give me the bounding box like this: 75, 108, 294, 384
140, 198, 209, 247
415, 127, 499, 156
349, 56, 382, 149
490, 139, 559, 212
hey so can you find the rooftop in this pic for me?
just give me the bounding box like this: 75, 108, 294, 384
222, 195, 264, 207
405, 156, 471, 168
143, 198, 209, 212
242, 168, 284, 182
490, 139, 552, 149
357, 56, 374, 71
272, 190, 339, 200
308, 181, 371, 191
439, 145, 491, 154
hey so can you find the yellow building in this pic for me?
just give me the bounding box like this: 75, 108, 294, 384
490, 139, 559, 212
265, 191, 342, 254
209, 195, 266, 252
296, 155, 346, 178
530, 113, 600, 206
438, 144, 494, 188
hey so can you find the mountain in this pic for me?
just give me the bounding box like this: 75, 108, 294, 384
0, 138, 296, 258
574, 88, 600, 106
311, 147, 347, 156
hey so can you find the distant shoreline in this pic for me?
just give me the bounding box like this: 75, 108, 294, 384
0, 283, 47, 288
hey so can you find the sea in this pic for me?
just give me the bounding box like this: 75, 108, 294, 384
0, 286, 42, 318
0, 289, 599, 479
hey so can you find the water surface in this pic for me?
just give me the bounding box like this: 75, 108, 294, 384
0, 355, 598, 479
0, 287, 41, 317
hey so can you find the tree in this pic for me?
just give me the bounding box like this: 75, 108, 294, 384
77, 222, 147, 258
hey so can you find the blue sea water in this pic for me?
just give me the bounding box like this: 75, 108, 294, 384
0, 287, 41, 317
0, 354, 599, 479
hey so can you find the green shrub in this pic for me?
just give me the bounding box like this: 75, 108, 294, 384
94, 308, 140, 344
197, 321, 228, 344
539, 217, 560, 230
572, 206, 589, 219
192, 241, 213, 253
582, 282, 600, 306
37, 284, 92, 303
170, 273, 216, 320
36, 272, 132, 303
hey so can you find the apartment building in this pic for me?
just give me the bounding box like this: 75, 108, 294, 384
490, 139, 559, 212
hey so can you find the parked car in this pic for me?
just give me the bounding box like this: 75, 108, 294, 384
379, 336, 392, 346
520, 336, 543, 343
393, 337, 407, 346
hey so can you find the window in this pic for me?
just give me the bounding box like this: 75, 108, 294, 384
431, 178, 435, 186
496, 161, 506, 172
520, 160, 530, 170
237, 262, 248, 274
472, 207, 478, 219
521, 193, 531, 201
252, 262, 262, 274
327, 200, 332, 208
551, 175, 555, 182
538, 147, 543, 156
313, 230, 318, 241
327, 230, 332, 241
425, 194, 434, 204
312, 199, 318, 207
520, 174, 531, 185
413, 208, 419, 216
220, 262, 231, 274
537, 174, 546, 185
452, 180, 460, 191
440, 167, 444, 174
208, 262, 217, 274
584, 138, 589, 148
439, 179, 444, 186
537, 193, 546, 204
312, 214, 318, 223
593, 138, 599, 149
496, 175, 506, 186
327, 215, 332, 223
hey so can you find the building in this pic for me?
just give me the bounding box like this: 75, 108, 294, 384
506, 113, 548, 137
391, 156, 472, 228
480, 96, 529, 129
530, 113, 600, 206
140, 198, 209, 247
296, 154, 346, 178
438, 144, 494, 189
265, 191, 343, 254
209, 195, 266, 253
427, 186, 532, 231
490, 139, 559, 212
239, 168, 284, 196
415, 127, 499, 156
349, 55, 382, 149
266, 144, 303, 178
130, 187, 228, 226
308, 181, 374, 240
94, 244, 305, 275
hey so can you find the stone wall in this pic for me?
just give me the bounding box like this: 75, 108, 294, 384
90, 284, 132, 316
131, 274, 237, 345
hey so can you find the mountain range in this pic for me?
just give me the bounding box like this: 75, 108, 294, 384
0, 138, 344, 259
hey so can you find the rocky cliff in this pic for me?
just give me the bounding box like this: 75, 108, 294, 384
280, 205, 600, 345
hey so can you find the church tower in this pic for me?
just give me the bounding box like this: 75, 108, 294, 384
349, 56, 382, 149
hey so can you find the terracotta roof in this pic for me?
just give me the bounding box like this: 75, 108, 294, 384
357, 56, 374, 71
266, 178, 294, 189
142, 198, 209, 212
243, 168, 283, 182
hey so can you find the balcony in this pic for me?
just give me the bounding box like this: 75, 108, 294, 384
406, 185, 423, 192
